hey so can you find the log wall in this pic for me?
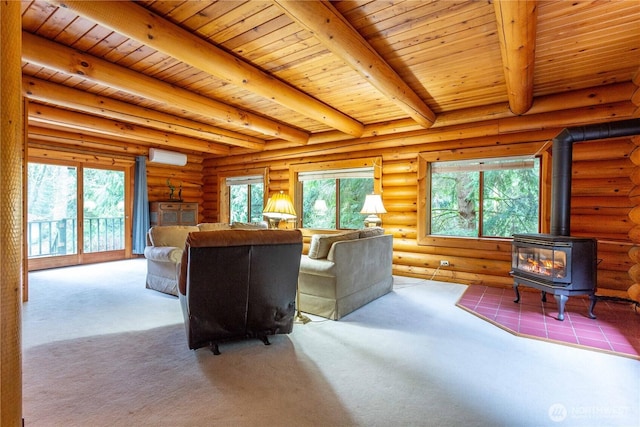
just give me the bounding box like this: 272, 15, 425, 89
146, 160, 204, 218
23, 88, 640, 298
203, 101, 639, 296
622, 71, 640, 303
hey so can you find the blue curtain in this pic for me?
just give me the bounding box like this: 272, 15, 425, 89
132, 155, 150, 254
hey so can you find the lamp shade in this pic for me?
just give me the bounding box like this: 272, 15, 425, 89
263, 191, 297, 219
360, 193, 386, 228
148, 148, 187, 166
360, 194, 387, 214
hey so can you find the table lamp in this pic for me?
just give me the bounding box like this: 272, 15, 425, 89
360, 193, 386, 228
263, 191, 296, 229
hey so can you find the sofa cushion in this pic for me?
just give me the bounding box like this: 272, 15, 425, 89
148, 225, 199, 248
197, 222, 231, 231
308, 231, 359, 259
359, 227, 385, 238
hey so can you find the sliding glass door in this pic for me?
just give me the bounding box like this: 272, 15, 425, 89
28, 161, 127, 270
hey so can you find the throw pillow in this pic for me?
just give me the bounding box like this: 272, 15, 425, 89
308, 232, 359, 259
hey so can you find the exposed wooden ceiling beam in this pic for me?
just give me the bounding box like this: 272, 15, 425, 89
22, 77, 265, 151
493, 0, 538, 115
28, 103, 230, 155
22, 32, 308, 144
28, 126, 151, 157
48, 0, 364, 138
255, 82, 635, 148
273, 0, 436, 129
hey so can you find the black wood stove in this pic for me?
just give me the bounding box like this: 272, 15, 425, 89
511, 234, 597, 321
511, 118, 640, 321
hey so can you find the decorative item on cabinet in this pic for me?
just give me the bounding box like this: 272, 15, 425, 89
150, 202, 198, 226
166, 179, 183, 202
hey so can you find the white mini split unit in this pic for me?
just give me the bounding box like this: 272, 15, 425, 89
148, 148, 187, 166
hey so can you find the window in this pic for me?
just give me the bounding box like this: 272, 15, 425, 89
429, 156, 540, 238
299, 168, 374, 229
226, 175, 264, 223
417, 142, 551, 244
218, 168, 267, 224
290, 158, 383, 230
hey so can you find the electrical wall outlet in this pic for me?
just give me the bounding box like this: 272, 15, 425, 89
440, 260, 449, 267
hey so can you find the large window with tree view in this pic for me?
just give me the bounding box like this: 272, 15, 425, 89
429, 156, 540, 238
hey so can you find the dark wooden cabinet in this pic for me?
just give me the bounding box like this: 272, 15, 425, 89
150, 202, 198, 226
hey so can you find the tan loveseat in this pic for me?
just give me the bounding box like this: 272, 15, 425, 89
298, 228, 393, 320
144, 222, 266, 296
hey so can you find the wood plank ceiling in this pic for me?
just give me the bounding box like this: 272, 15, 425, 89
20, 0, 640, 157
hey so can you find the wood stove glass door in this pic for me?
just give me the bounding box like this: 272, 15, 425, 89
513, 245, 568, 281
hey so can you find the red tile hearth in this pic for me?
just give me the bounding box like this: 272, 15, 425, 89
457, 285, 640, 360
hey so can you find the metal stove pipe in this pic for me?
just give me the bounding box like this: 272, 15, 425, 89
551, 118, 640, 236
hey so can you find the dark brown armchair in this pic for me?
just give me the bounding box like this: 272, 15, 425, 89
178, 229, 303, 354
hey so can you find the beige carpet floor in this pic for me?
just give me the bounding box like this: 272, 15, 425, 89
22, 259, 640, 426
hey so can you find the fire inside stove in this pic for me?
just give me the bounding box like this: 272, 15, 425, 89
515, 248, 567, 280
511, 234, 597, 288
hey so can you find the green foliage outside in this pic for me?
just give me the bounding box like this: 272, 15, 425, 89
27, 163, 125, 256
303, 178, 336, 228
302, 178, 373, 229
230, 183, 264, 223
83, 168, 125, 218
28, 163, 78, 222
482, 166, 540, 237
431, 160, 540, 237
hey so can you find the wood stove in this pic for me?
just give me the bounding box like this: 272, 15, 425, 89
511, 234, 597, 321
510, 118, 640, 321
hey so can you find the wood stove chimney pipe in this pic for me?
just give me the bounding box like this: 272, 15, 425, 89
551, 118, 640, 236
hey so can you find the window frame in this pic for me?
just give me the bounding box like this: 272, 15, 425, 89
218, 168, 268, 224
289, 157, 383, 230
417, 142, 552, 246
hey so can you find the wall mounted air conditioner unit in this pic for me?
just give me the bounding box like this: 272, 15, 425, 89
148, 148, 187, 166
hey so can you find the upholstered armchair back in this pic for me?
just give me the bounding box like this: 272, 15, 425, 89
178, 229, 303, 352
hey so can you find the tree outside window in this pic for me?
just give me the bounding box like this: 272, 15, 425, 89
430, 157, 540, 237
302, 177, 373, 229
300, 171, 373, 229
290, 158, 383, 230
227, 175, 264, 223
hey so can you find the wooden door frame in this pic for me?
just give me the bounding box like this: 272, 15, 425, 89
26, 156, 134, 271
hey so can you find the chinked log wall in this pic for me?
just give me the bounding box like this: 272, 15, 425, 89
204, 98, 640, 298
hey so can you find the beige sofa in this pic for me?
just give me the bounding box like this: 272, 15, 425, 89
298, 228, 393, 320
144, 222, 266, 296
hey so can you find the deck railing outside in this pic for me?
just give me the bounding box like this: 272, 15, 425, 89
27, 217, 125, 257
